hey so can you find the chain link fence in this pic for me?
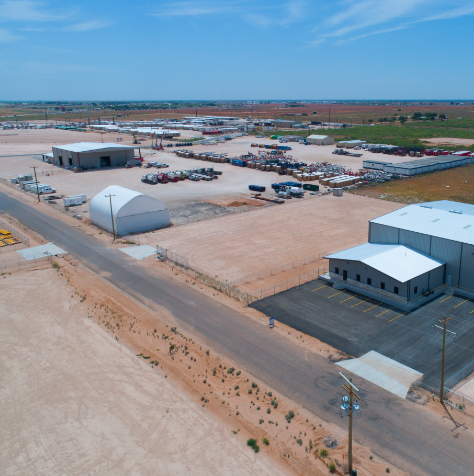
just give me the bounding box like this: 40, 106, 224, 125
249, 268, 326, 301
443, 386, 474, 416
156, 245, 249, 303
230, 255, 318, 287
0, 254, 52, 272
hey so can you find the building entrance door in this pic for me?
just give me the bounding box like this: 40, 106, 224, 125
343, 270, 347, 281
100, 156, 111, 167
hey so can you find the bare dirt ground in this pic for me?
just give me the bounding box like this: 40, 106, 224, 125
422, 137, 474, 146
138, 193, 401, 283
0, 268, 291, 476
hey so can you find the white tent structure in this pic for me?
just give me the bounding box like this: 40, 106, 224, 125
89, 185, 170, 235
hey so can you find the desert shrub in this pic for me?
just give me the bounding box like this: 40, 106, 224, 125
247, 438, 260, 453
285, 410, 295, 423
262, 437, 269, 446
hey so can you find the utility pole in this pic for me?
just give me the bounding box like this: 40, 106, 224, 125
339, 372, 361, 475
30, 166, 41, 203
105, 194, 116, 241
439, 316, 454, 402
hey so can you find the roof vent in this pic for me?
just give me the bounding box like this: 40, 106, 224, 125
463, 225, 472, 229
449, 210, 463, 214
420, 205, 432, 209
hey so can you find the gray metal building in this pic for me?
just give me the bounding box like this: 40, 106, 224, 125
363, 155, 473, 175
51, 143, 139, 170
327, 243, 445, 299
325, 200, 474, 309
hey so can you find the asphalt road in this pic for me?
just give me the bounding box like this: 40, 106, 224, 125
252, 282, 474, 391
1, 189, 474, 476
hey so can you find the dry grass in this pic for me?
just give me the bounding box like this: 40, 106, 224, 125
352, 164, 474, 205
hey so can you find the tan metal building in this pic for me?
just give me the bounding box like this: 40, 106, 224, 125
306, 134, 335, 145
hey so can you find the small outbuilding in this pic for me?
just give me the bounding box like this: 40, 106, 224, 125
51, 142, 140, 170
89, 185, 170, 235
306, 134, 335, 145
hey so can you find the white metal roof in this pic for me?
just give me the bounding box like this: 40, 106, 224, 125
89, 185, 168, 233
307, 134, 329, 140
370, 202, 474, 246
338, 140, 366, 144
325, 243, 444, 283
53, 142, 136, 153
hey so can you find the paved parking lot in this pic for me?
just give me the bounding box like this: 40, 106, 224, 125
252, 280, 474, 391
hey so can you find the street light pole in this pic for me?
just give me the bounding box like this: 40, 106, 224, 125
105, 194, 116, 241
30, 166, 40, 203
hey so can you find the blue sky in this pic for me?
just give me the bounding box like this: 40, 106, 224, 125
1, 0, 474, 101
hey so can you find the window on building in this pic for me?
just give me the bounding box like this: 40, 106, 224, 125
394, 286, 399, 295
381, 282, 385, 290
335, 267, 339, 274
356, 274, 361, 282
367, 278, 372, 285
414, 286, 418, 294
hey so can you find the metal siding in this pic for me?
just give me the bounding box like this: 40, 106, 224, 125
399, 230, 431, 254
370, 204, 474, 245
459, 244, 474, 292
409, 273, 430, 297
428, 265, 445, 290
368, 223, 399, 244
430, 237, 462, 286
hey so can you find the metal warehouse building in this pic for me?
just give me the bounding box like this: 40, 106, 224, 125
363, 155, 473, 176
51, 143, 140, 170
90, 185, 170, 235
325, 200, 474, 310
306, 134, 335, 145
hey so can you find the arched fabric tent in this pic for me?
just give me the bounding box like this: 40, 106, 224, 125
90, 185, 170, 235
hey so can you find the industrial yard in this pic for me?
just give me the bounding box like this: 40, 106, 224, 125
4, 0, 474, 472
2, 116, 474, 476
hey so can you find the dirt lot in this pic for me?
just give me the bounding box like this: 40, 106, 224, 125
422, 137, 474, 146
138, 193, 400, 283
353, 164, 474, 205
0, 268, 291, 476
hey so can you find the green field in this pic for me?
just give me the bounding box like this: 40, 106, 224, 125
252, 125, 474, 151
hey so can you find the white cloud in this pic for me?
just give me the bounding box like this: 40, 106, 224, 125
310, 0, 474, 44
68, 20, 112, 32
151, 1, 246, 17
0, 27, 23, 43
152, 0, 307, 27
0, 0, 73, 22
